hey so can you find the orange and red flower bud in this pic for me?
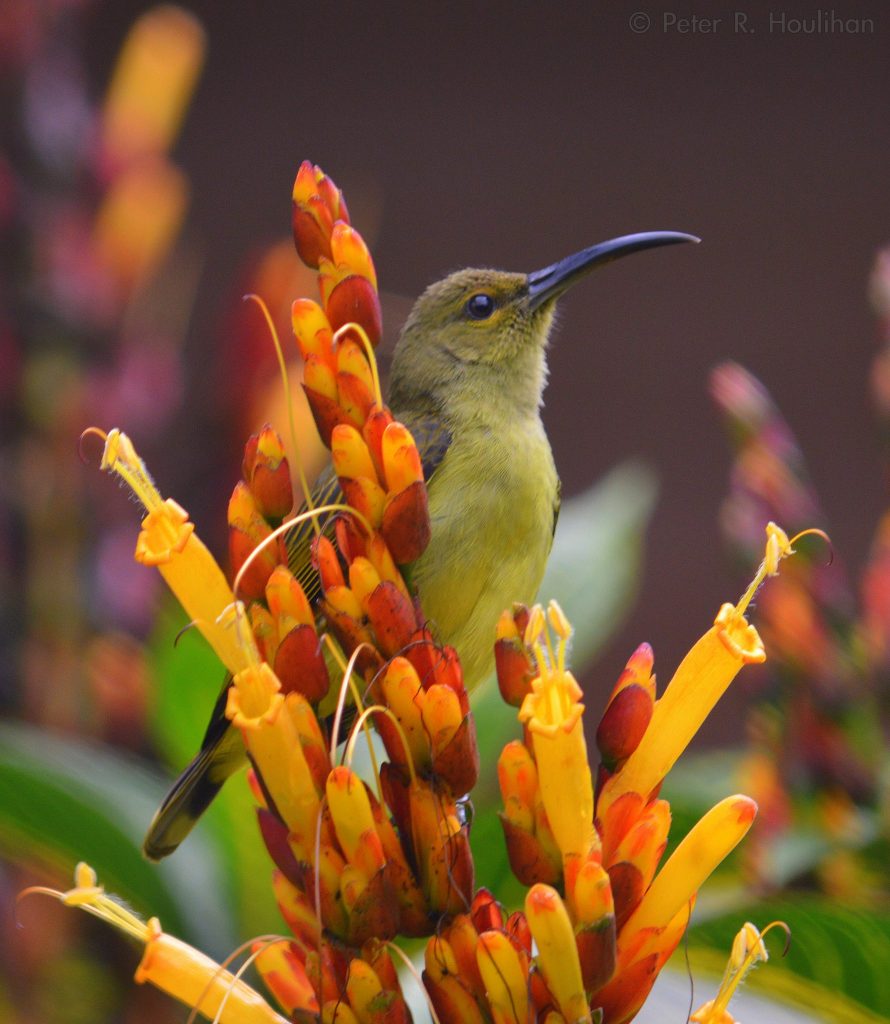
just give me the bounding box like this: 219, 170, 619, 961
268, 867, 318, 945
319, 223, 382, 348
344, 955, 410, 1024
567, 856, 617, 993
495, 605, 538, 706
272, 623, 329, 703
228, 481, 280, 600
253, 940, 319, 1019
497, 740, 562, 886
292, 297, 335, 364
423, 895, 542, 1024
375, 769, 474, 919
374, 648, 477, 793
291, 161, 349, 268
423, 934, 488, 1024
262, 576, 326, 700
404, 633, 465, 703
243, 425, 293, 521
361, 405, 394, 480
336, 337, 378, 426
368, 421, 431, 565
476, 929, 530, 1024
596, 643, 655, 771
320, 768, 407, 944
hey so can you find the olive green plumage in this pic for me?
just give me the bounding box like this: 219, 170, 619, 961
143, 230, 696, 860
389, 268, 560, 688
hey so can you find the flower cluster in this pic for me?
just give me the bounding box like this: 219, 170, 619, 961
470, 561, 775, 1024
85, 162, 481, 1021
54, 163, 797, 1023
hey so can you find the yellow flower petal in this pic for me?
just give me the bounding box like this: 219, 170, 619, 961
620, 795, 757, 938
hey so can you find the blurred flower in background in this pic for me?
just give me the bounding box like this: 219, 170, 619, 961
2, 0, 204, 741
712, 347, 890, 903
0, 5, 209, 1019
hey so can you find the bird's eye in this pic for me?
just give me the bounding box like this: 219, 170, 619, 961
465, 293, 495, 320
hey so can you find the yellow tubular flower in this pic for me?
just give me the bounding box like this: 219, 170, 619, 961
29, 865, 289, 1024
621, 795, 757, 938
98, 429, 246, 674
226, 663, 321, 837
597, 527, 803, 820
518, 602, 596, 860
136, 925, 291, 1024
525, 884, 591, 1024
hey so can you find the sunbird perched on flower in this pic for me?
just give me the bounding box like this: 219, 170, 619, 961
143, 229, 697, 860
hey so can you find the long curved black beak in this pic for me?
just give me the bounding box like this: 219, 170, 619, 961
526, 231, 699, 311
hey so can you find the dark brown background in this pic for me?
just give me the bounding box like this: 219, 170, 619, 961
83, 1, 890, 741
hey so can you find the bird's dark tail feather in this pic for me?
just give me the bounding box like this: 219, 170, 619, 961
142, 723, 245, 861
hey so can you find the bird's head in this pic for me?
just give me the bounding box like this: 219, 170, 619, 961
389, 231, 698, 420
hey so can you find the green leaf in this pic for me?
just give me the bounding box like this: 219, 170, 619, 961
0, 722, 235, 957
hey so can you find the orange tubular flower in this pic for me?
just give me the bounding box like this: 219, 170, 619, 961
29, 865, 291, 1024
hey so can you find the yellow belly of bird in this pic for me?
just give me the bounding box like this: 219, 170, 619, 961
411, 420, 558, 690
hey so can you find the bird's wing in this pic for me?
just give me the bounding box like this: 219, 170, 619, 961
143, 412, 452, 860
142, 680, 242, 860
551, 477, 562, 538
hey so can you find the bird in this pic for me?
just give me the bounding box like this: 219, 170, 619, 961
143, 230, 698, 860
